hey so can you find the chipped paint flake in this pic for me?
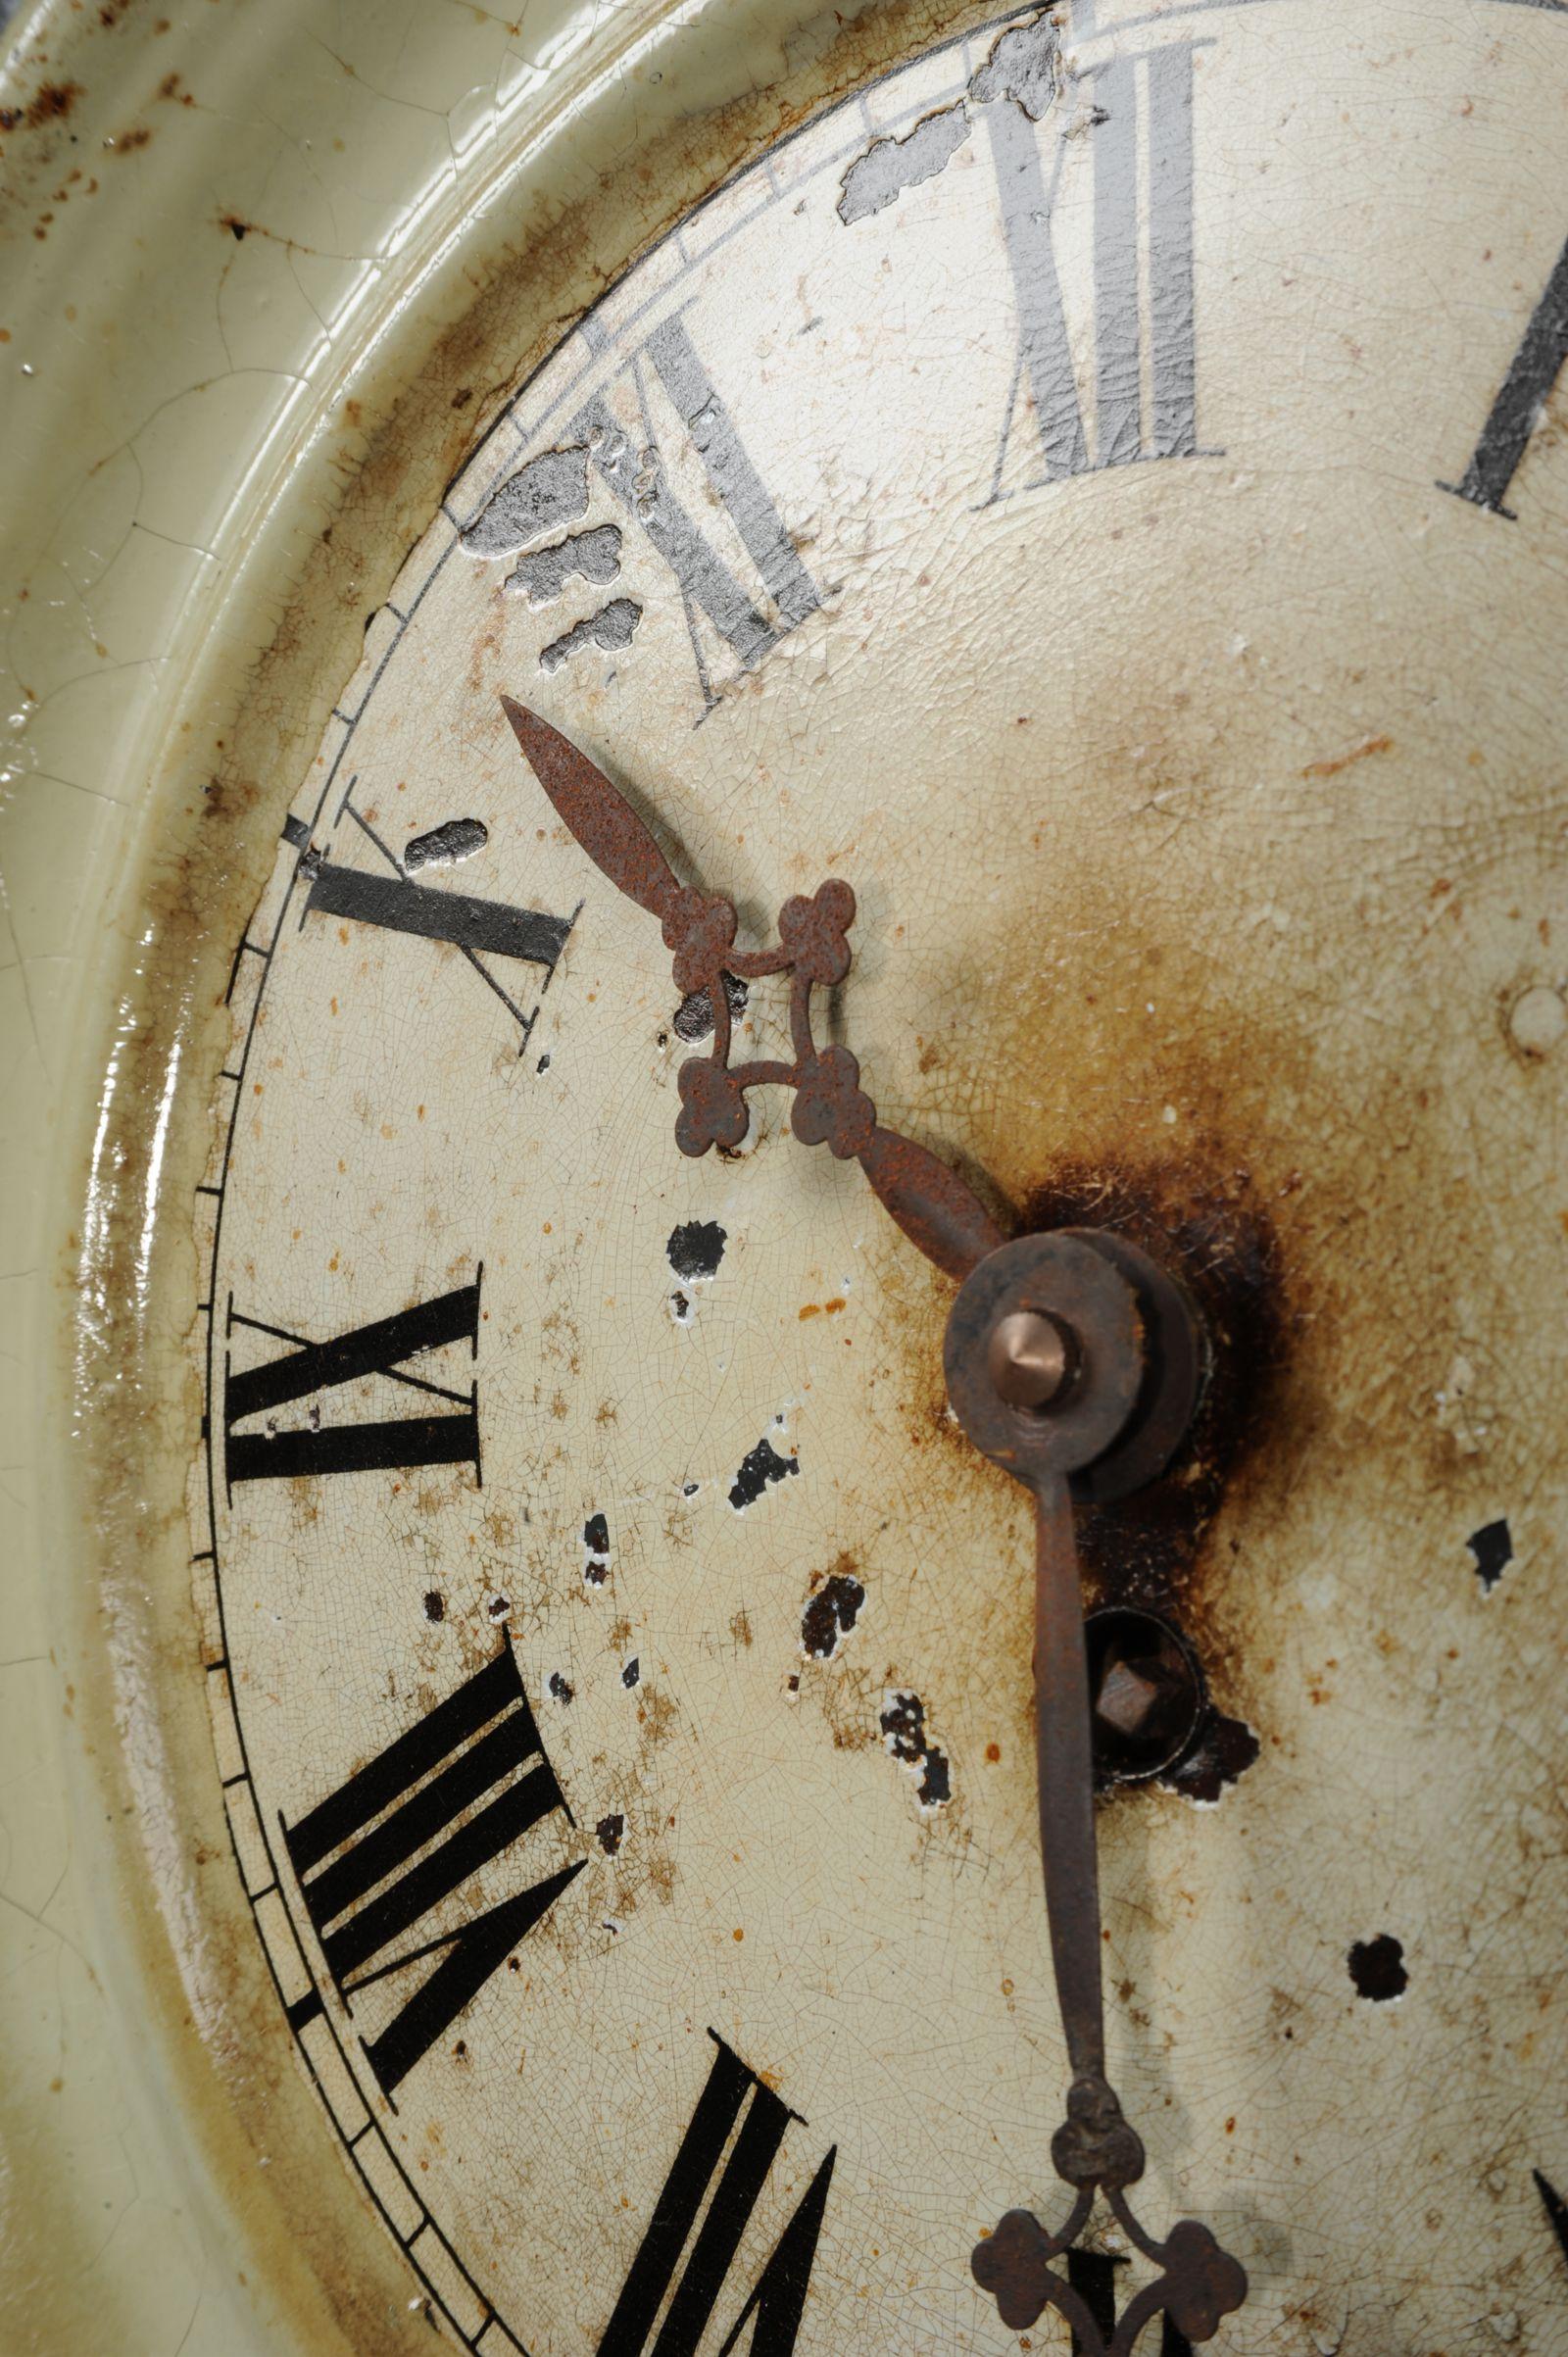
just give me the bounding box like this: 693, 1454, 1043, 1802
837, 104, 971, 227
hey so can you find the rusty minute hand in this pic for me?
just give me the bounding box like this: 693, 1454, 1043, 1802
947, 1237, 1249, 2356
501, 697, 1005, 1284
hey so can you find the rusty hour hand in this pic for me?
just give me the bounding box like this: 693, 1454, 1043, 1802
501, 697, 1004, 1282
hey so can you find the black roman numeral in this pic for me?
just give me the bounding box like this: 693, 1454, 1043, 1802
1062, 2249, 1193, 2355
283, 1641, 583, 2098
1066, 2247, 1123, 2354
984, 41, 1205, 500
223, 1278, 481, 1490
1442, 225, 1568, 519
288, 802, 576, 1048
1538, 2168, 1568, 2274
572, 314, 822, 715
599, 2032, 835, 2357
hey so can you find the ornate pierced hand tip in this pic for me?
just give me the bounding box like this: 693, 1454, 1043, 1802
502, 700, 1008, 1283
975, 2184, 1247, 2354
1152, 2220, 1250, 2345
971, 2209, 1056, 2332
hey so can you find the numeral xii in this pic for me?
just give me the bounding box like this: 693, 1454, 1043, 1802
984, 39, 1203, 499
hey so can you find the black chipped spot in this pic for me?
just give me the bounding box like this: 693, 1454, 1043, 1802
1159, 1712, 1260, 1805
596, 1813, 624, 1856
462, 443, 588, 558
584, 1511, 609, 1554
728, 1437, 799, 1511
1468, 1517, 1513, 1593
405, 816, 487, 871
548, 1671, 573, 1705
880, 1690, 951, 1811
801, 1572, 865, 1660
666, 1219, 726, 1281
508, 520, 621, 606
540, 595, 641, 673
1348, 1934, 1407, 2002
673, 969, 748, 1044
422, 1591, 445, 1623
837, 102, 971, 227
622, 1656, 641, 1690
880, 1689, 926, 1764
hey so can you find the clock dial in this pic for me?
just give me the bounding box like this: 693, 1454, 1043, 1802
169, 5, 1568, 2352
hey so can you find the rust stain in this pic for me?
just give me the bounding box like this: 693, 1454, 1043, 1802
1299, 731, 1393, 779
0, 79, 84, 131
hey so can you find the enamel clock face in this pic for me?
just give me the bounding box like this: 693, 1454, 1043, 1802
172, 6, 1568, 2354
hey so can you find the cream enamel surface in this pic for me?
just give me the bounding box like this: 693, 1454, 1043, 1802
6, 1, 1568, 2352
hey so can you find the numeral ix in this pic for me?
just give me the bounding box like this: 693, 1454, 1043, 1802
223, 1276, 481, 1493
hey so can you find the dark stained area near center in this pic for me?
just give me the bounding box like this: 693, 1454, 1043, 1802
1158, 1711, 1259, 1804
728, 1436, 798, 1510
666, 1219, 726, 1281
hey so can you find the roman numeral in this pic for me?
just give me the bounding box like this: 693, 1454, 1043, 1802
599, 2032, 835, 2357
1066, 2248, 1123, 2353
1442, 225, 1568, 518
1538, 2169, 1568, 2273
572, 314, 822, 715
1062, 2249, 1192, 2355
984, 40, 1205, 501
283, 1641, 583, 2098
223, 1278, 481, 1490
288, 801, 576, 1048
